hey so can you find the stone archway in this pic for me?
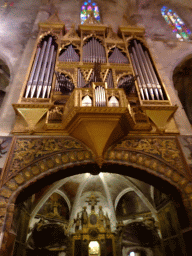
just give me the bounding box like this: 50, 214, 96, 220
0, 135, 192, 255
173, 55, 192, 124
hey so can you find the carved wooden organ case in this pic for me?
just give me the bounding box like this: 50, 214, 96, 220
12, 15, 178, 162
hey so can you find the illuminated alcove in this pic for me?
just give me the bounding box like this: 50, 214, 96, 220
89, 241, 100, 256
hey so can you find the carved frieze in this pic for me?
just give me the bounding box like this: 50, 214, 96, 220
112, 137, 190, 176
1, 137, 86, 184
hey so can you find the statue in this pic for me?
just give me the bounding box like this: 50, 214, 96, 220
74, 213, 81, 232
116, 221, 124, 235
99, 206, 104, 225
105, 213, 111, 230
81, 206, 88, 228
121, 199, 128, 215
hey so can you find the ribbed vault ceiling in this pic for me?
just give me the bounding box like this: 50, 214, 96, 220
29, 170, 162, 232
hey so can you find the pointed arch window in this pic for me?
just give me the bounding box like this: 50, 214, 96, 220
161, 6, 191, 41
80, 0, 100, 24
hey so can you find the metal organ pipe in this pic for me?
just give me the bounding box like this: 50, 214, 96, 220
133, 40, 154, 100
47, 50, 57, 98
144, 51, 164, 100
98, 87, 101, 106
95, 86, 98, 105
83, 38, 106, 63
30, 40, 47, 98
42, 45, 55, 98
87, 41, 90, 62
37, 37, 53, 98
43, 45, 55, 85
96, 38, 99, 62
25, 47, 41, 98
138, 43, 160, 100
93, 38, 96, 62
95, 86, 106, 106
92, 38, 95, 62
97, 40, 101, 63
130, 53, 145, 100
101, 43, 106, 63
132, 47, 149, 100
78, 69, 86, 88
130, 39, 165, 101
24, 36, 57, 99
59, 45, 79, 62
100, 87, 103, 106
69, 45, 72, 62
78, 69, 80, 88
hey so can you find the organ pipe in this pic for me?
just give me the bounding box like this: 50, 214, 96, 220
47, 50, 57, 98
133, 40, 155, 100
42, 45, 55, 98
132, 48, 150, 100
138, 43, 159, 100
31, 40, 47, 98
144, 51, 164, 100
25, 47, 41, 98
24, 36, 57, 99
130, 40, 165, 101
37, 37, 53, 98
108, 48, 129, 64
95, 86, 106, 106
83, 38, 106, 63
130, 53, 145, 100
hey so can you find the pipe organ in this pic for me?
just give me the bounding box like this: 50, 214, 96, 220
108, 47, 129, 64
59, 44, 80, 62
13, 14, 178, 154
95, 86, 106, 106
129, 39, 165, 101
82, 37, 106, 63
24, 35, 57, 99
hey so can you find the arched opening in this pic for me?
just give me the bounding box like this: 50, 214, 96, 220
89, 241, 100, 256
8, 163, 190, 256
0, 59, 10, 107
173, 56, 192, 124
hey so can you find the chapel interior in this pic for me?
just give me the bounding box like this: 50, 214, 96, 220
0, 1, 192, 256
13, 164, 189, 256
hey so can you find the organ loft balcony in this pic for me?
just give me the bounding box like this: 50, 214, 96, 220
61, 81, 136, 165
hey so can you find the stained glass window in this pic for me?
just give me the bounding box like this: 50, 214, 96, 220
161, 6, 191, 41
80, 0, 100, 24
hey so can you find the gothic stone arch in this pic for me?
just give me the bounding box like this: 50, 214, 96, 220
0, 136, 192, 255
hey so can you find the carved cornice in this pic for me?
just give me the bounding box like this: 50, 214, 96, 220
118, 26, 145, 38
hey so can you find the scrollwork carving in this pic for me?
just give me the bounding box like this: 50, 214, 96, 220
113, 138, 186, 172
3, 137, 85, 181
